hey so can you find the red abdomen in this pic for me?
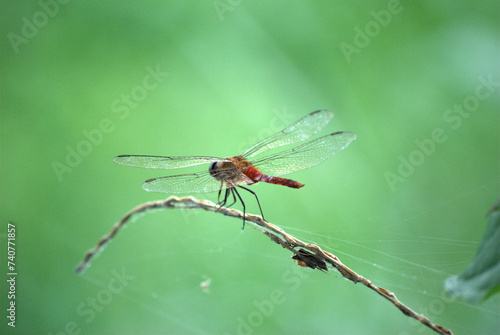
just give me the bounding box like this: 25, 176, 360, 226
245, 167, 304, 189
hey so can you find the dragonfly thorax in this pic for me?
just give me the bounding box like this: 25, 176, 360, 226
208, 156, 254, 184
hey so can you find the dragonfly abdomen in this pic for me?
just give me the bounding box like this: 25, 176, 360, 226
245, 167, 304, 189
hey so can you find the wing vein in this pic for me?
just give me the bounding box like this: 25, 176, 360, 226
241, 110, 334, 158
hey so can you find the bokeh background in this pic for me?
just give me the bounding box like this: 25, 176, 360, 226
1, 1, 499, 334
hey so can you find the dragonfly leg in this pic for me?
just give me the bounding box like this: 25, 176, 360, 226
231, 187, 247, 230
237, 186, 265, 222
217, 185, 223, 204
216, 187, 230, 212
216, 181, 226, 205
225, 187, 237, 208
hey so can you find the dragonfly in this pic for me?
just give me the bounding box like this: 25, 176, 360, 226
114, 110, 356, 228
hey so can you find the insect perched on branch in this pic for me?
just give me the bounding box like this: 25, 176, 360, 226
114, 110, 356, 227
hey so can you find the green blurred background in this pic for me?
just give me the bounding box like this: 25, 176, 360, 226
1, 1, 499, 334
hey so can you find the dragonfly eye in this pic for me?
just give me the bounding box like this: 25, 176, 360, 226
208, 161, 219, 177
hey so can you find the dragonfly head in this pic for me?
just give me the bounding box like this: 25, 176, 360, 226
209, 160, 233, 181
208, 161, 219, 178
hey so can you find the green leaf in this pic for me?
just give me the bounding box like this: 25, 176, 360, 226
445, 198, 500, 303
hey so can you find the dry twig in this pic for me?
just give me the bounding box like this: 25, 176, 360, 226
76, 196, 453, 335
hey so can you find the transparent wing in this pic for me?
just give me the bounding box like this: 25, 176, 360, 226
113, 155, 224, 169
142, 171, 225, 194
241, 110, 334, 158
252, 131, 356, 176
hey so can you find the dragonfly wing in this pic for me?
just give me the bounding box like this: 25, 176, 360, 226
142, 171, 224, 194
241, 110, 334, 158
252, 131, 356, 176
113, 155, 224, 169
